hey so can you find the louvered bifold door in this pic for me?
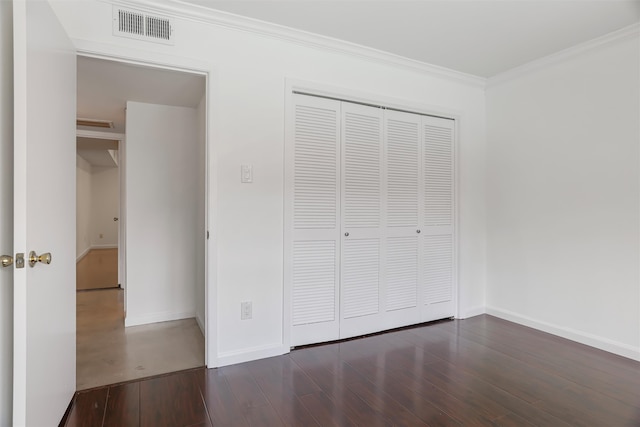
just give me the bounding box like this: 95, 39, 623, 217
382, 110, 421, 329
421, 115, 455, 322
287, 94, 341, 346
339, 102, 384, 339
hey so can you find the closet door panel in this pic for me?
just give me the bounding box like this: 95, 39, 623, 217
421, 115, 455, 322
287, 94, 341, 346
343, 106, 382, 230
342, 238, 380, 318
386, 236, 418, 311
382, 110, 421, 328
340, 102, 384, 339
386, 111, 420, 231
424, 116, 454, 228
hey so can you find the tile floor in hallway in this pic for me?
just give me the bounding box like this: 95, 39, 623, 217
76, 249, 205, 390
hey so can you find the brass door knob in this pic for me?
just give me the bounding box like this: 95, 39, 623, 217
0, 255, 12, 268
28, 251, 52, 268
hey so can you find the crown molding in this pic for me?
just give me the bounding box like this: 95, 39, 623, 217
107, 0, 486, 88
487, 22, 640, 88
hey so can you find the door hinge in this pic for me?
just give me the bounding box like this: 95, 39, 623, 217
206, 230, 209, 240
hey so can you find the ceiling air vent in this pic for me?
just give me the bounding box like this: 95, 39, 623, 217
77, 118, 114, 129
113, 7, 174, 45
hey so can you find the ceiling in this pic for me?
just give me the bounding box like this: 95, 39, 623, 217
179, 0, 640, 78
77, 56, 205, 166
76, 1, 638, 165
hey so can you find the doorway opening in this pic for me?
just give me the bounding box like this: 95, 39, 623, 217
75, 55, 208, 390
76, 133, 120, 292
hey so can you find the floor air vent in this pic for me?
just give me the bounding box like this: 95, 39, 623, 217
113, 7, 174, 45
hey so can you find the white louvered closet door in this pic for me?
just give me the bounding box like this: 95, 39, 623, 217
287, 94, 341, 346
383, 110, 422, 329
339, 102, 384, 339
421, 115, 455, 322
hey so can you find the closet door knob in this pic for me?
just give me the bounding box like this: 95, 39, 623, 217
416, 229, 421, 234
344, 232, 349, 237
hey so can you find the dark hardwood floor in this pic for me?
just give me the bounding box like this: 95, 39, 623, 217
61, 315, 640, 426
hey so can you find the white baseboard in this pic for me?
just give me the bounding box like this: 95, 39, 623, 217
76, 244, 118, 263
216, 343, 290, 367
486, 306, 640, 362
90, 244, 118, 250
76, 246, 91, 263
458, 305, 486, 319
195, 311, 205, 336
125, 310, 195, 327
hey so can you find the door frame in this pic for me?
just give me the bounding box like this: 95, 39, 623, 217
284, 78, 461, 350
75, 129, 126, 294
74, 46, 216, 367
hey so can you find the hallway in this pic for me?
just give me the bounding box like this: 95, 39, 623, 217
76, 252, 205, 390
76, 249, 118, 290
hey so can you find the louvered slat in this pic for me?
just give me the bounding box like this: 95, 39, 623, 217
424, 123, 453, 226
387, 118, 419, 227
424, 234, 453, 304
294, 105, 338, 229
343, 239, 379, 318
293, 241, 336, 325
386, 237, 418, 311
344, 112, 381, 228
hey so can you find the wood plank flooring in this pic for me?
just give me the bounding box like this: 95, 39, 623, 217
77, 248, 119, 290
62, 315, 640, 426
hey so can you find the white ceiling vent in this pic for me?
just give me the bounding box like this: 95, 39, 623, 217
113, 7, 174, 45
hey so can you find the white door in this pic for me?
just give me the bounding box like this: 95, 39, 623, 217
339, 102, 384, 339
383, 109, 421, 329
287, 94, 341, 346
13, 1, 76, 425
421, 115, 455, 321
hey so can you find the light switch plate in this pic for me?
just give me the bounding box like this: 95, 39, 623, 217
241, 164, 253, 183
241, 301, 252, 320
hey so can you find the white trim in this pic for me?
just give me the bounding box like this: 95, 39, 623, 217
287, 78, 463, 122
76, 247, 91, 263
108, 0, 485, 87
76, 129, 125, 140
486, 307, 640, 362
488, 23, 640, 88
453, 116, 460, 320
458, 305, 485, 319
217, 343, 289, 367
195, 311, 205, 336
124, 310, 195, 327
205, 71, 218, 369
90, 244, 118, 250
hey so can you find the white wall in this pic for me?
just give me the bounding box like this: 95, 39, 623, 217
90, 165, 119, 248
76, 155, 92, 259
196, 95, 206, 333
486, 34, 640, 360
0, 1, 13, 423
125, 101, 200, 326
51, 0, 487, 365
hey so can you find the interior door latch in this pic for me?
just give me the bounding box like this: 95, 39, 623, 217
15, 253, 25, 269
